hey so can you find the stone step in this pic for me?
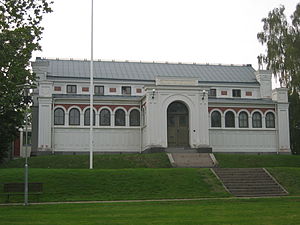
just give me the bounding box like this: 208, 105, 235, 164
168, 153, 216, 168
214, 168, 264, 172
231, 191, 287, 196
219, 178, 274, 182
218, 175, 272, 178
226, 184, 281, 188
229, 187, 285, 191
235, 193, 287, 197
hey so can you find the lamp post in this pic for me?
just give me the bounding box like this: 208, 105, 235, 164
21, 83, 34, 206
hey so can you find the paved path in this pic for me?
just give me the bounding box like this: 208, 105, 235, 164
1, 195, 299, 206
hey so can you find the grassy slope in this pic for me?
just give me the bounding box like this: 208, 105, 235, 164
0, 153, 171, 169
215, 153, 300, 168
268, 167, 300, 195
0, 168, 229, 203
1, 198, 300, 225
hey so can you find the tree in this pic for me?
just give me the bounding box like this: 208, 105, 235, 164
257, 3, 300, 154
0, 0, 52, 162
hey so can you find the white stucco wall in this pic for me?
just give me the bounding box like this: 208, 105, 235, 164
209, 129, 277, 152
53, 128, 141, 152
144, 85, 210, 149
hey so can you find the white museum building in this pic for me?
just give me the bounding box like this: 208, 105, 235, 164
30, 57, 291, 155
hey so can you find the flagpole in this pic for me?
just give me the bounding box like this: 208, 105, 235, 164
89, 0, 94, 169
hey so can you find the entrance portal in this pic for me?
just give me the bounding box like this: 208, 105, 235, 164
167, 101, 189, 147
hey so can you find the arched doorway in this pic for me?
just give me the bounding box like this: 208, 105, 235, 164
167, 101, 189, 147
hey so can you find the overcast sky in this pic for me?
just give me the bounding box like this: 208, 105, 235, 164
34, 0, 299, 70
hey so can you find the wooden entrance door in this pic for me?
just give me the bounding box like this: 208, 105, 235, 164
167, 102, 189, 147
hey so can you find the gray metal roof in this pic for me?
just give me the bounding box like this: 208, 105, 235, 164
37, 58, 258, 84
53, 94, 142, 101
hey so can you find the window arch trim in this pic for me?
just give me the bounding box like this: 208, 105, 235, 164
83, 107, 96, 126
54, 107, 66, 125
224, 110, 236, 128
265, 111, 276, 128
238, 110, 249, 128
129, 108, 141, 127
68, 107, 81, 126
114, 107, 126, 126
99, 108, 112, 126
251, 110, 262, 128
210, 110, 222, 128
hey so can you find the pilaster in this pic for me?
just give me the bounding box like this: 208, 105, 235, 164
273, 88, 291, 153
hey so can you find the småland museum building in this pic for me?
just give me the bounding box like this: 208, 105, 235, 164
30, 58, 290, 155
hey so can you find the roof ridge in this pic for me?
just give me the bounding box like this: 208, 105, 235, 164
35, 57, 252, 68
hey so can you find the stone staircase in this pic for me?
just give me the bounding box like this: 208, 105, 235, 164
212, 168, 288, 197
166, 148, 217, 168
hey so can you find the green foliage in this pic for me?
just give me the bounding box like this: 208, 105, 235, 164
0, 0, 52, 162
0, 168, 229, 203
0, 153, 172, 169
215, 153, 300, 168
258, 4, 300, 154
289, 91, 300, 154
257, 4, 300, 89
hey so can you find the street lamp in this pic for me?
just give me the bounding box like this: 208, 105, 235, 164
19, 83, 35, 206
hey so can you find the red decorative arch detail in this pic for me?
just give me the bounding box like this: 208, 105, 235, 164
54, 104, 140, 111
208, 107, 275, 113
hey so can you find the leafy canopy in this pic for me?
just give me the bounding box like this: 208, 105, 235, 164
0, 0, 52, 161
257, 3, 300, 90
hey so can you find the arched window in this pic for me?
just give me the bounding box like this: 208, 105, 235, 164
266, 112, 275, 128
84, 109, 95, 126
100, 109, 111, 126
115, 109, 125, 126
69, 108, 80, 125
252, 112, 262, 128
211, 111, 221, 127
239, 112, 248, 128
130, 109, 140, 126
54, 108, 65, 125
225, 111, 235, 128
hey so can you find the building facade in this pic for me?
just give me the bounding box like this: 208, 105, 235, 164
31, 58, 291, 155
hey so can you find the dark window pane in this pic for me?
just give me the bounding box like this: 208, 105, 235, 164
122, 86, 131, 95
232, 89, 241, 97
211, 111, 221, 127
252, 112, 262, 128
266, 112, 275, 128
95, 86, 104, 95
209, 89, 217, 97
239, 112, 249, 128
225, 111, 235, 128
67, 85, 77, 94
69, 108, 80, 125
54, 108, 65, 125
130, 109, 140, 126
100, 109, 111, 126
84, 109, 95, 126
115, 109, 125, 126
167, 102, 188, 114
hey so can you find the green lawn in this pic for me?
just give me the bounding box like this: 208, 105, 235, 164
0, 168, 229, 203
215, 153, 300, 168
0, 153, 171, 169
1, 198, 300, 225
268, 167, 300, 195
2, 153, 300, 169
